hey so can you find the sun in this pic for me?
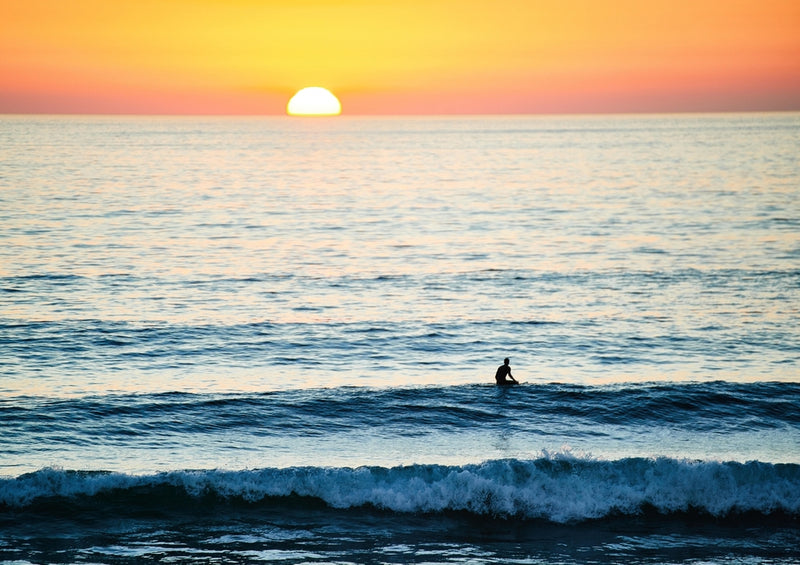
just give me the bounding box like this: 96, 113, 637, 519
287, 87, 342, 116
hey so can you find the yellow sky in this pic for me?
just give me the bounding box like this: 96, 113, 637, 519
1, 0, 798, 114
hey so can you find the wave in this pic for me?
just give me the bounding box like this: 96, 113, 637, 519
4, 381, 798, 441
3, 456, 798, 524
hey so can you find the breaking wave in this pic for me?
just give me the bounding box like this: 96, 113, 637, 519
3, 455, 798, 524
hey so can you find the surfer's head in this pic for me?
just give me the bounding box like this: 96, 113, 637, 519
504, 358, 509, 365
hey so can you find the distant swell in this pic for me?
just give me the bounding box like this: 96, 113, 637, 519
4, 382, 798, 442
3, 456, 798, 523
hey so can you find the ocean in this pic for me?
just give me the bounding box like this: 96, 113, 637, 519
1, 113, 798, 563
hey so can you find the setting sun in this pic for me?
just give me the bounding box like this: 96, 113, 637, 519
287, 87, 342, 116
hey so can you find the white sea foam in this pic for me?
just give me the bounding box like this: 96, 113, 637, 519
3, 456, 798, 523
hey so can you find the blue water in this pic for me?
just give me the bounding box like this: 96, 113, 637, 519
1, 114, 799, 563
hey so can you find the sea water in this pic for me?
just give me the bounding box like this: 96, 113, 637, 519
1, 114, 798, 563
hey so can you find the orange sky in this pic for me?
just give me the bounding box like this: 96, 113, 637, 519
1, 0, 798, 114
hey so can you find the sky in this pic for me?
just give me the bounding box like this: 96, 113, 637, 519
1, 0, 799, 115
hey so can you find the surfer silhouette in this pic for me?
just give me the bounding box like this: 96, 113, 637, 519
495, 358, 518, 385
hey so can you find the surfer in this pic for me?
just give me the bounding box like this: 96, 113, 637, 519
495, 358, 518, 385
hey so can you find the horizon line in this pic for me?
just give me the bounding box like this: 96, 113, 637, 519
3, 109, 799, 118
